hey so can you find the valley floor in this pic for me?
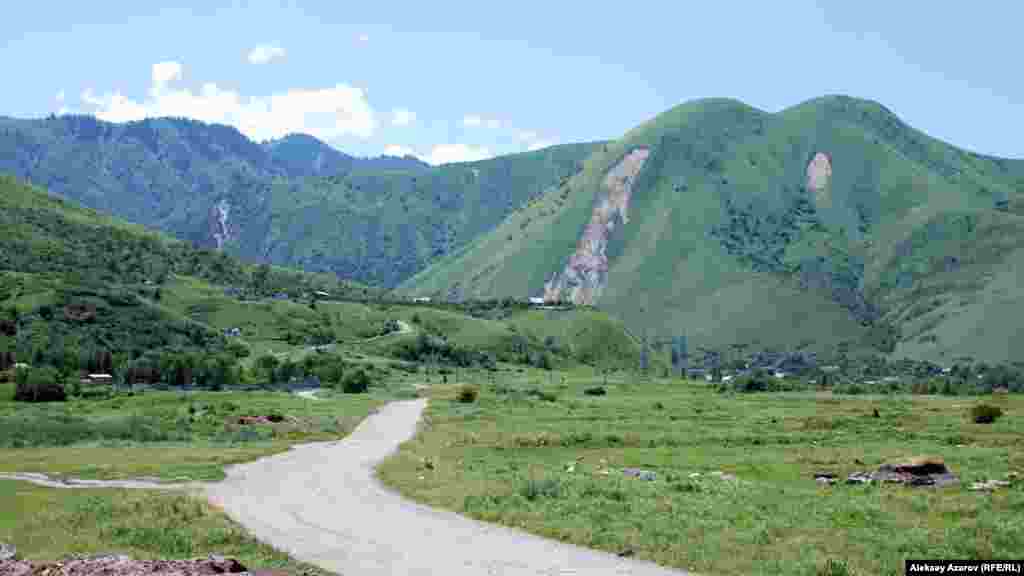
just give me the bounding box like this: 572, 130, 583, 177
376, 375, 1024, 576
4, 372, 1023, 576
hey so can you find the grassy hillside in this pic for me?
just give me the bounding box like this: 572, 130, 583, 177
399, 95, 1024, 365
0, 174, 378, 374
250, 143, 602, 286
0, 174, 646, 385
0, 115, 599, 287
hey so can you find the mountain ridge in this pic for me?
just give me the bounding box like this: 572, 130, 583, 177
399, 94, 1024, 365
0, 114, 602, 287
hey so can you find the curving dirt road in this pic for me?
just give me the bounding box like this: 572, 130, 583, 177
0, 472, 201, 490
6, 397, 690, 575
206, 398, 691, 576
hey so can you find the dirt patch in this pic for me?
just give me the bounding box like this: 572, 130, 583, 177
544, 148, 650, 305
806, 152, 832, 208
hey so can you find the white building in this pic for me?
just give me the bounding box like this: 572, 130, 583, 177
528, 297, 545, 305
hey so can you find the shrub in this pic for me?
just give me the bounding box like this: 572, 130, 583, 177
970, 404, 1003, 424
341, 369, 371, 394
456, 384, 479, 403
735, 372, 772, 392
519, 477, 562, 501
14, 366, 66, 402
583, 386, 606, 396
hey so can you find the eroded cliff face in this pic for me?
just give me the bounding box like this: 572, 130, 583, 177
543, 147, 649, 304
209, 199, 232, 249
806, 152, 832, 209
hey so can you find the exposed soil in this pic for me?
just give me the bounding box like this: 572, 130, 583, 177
544, 147, 649, 305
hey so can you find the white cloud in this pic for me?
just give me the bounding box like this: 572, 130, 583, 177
463, 114, 502, 129
358, 33, 370, 42
55, 90, 65, 102
424, 144, 492, 165
391, 107, 415, 126
79, 62, 377, 141
517, 129, 556, 151
247, 44, 286, 65
384, 144, 416, 157
151, 61, 183, 95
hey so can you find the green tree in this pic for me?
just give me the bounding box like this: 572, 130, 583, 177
14, 366, 66, 402
341, 369, 371, 393
255, 354, 280, 383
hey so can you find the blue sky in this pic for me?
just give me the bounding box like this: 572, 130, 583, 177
3, 1, 1021, 163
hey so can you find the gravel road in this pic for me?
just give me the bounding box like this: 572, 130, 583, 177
205, 398, 691, 575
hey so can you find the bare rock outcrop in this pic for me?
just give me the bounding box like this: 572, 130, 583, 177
806, 152, 832, 208
208, 199, 232, 250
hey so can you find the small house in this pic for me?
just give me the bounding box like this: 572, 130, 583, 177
86, 373, 113, 384
412, 297, 432, 303
528, 297, 545, 305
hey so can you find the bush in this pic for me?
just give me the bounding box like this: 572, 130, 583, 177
970, 404, 1003, 424
341, 369, 371, 394
519, 477, 562, 501
456, 384, 479, 403
737, 374, 771, 392
583, 386, 606, 396
14, 366, 66, 402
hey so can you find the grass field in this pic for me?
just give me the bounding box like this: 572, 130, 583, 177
377, 373, 1024, 576
0, 479, 332, 574
0, 386, 385, 481
0, 382, 395, 575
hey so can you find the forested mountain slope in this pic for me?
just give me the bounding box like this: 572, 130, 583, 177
399, 96, 1024, 364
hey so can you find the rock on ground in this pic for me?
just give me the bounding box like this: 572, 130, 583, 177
0, 554, 253, 576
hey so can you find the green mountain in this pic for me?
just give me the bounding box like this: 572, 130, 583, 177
0, 174, 648, 382
0, 115, 599, 287
0, 173, 376, 369
398, 96, 1024, 365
